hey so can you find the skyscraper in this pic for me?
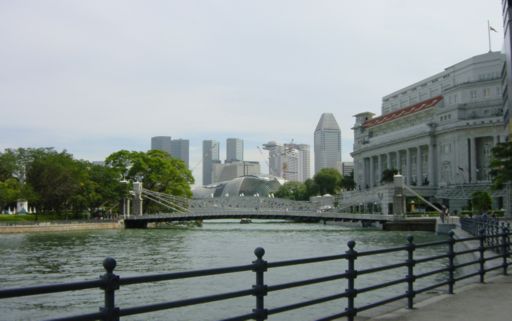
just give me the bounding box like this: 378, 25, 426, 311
283, 143, 310, 182
170, 139, 190, 168
202, 140, 220, 185
226, 138, 243, 162
262, 141, 284, 177
314, 113, 342, 174
151, 136, 172, 155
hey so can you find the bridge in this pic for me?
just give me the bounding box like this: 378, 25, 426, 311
123, 180, 436, 230
123, 208, 398, 228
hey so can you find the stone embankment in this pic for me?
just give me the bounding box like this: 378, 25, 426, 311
0, 221, 122, 233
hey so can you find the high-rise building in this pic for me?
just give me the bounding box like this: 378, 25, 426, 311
314, 113, 342, 174
226, 138, 244, 162
282, 143, 311, 182
151, 136, 172, 155
262, 141, 284, 177
202, 140, 220, 186
170, 139, 189, 168
341, 162, 354, 177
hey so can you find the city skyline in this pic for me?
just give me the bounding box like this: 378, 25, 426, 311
0, 1, 503, 186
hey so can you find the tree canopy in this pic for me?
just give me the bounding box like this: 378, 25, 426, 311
490, 141, 512, 189
0, 147, 194, 217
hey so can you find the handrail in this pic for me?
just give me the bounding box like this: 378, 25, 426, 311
1, 222, 510, 321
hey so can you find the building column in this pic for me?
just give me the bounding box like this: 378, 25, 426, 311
387, 152, 393, 170
428, 143, 435, 187
405, 148, 411, 185
369, 157, 374, 188
416, 147, 422, 186
470, 137, 477, 183
376, 155, 384, 185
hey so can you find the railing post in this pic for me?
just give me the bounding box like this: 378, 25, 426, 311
447, 231, 455, 294
502, 223, 509, 275
479, 229, 486, 283
100, 257, 120, 321
252, 247, 268, 321
345, 240, 358, 321
405, 235, 416, 309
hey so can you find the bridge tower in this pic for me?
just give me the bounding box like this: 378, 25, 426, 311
132, 182, 143, 216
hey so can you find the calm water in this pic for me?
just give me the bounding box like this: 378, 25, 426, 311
0, 221, 447, 321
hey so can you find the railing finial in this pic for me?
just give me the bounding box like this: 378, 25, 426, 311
103, 257, 117, 274
254, 247, 265, 259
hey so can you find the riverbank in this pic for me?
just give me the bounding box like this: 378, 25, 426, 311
0, 221, 122, 233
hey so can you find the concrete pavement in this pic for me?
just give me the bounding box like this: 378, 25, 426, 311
364, 274, 512, 321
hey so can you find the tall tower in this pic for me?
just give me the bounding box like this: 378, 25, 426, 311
283, 143, 310, 182
151, 136, 172, 155
170, 139, 190, 168
262, 141, 284, 177
314, 113, 342, 174
202, 140, 220, 185
226, 138, 244, 162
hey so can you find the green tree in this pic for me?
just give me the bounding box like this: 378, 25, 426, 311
471, 190, 492, 214
304, 178, 320, 197
381, 168, 398, 183
313, 168, 342, 195
106, 150, 194, 212
26, 151, 85, 214
0, 178, 22, 210
340, 172, 356, 191
275, 181, 308, 201
490, 142, 512, 189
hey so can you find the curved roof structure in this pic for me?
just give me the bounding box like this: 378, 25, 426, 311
192, 176, 282, 199
315, 113, 340, 132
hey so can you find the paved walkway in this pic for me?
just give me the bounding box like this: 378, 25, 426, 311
365, 274, 512, 321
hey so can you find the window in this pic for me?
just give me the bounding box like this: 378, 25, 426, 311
470, 90, 477, 99
483, 88, 490, 97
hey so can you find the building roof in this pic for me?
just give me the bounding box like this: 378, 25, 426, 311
315, 113, 340, 131
363, 96, 443, 128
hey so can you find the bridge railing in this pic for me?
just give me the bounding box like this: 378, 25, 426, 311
1, 228, 510, 321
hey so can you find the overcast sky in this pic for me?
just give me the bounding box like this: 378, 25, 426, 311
0, 0, 504, 185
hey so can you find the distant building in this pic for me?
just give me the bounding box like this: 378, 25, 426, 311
346, 51, 506, 214
151, 136, 172, 155
501, 0, 512, 216
192, 176, 281, 198
226, 138, 244, 162
203, 140, 220, 185
314, 113, 342, 174
282, 143, 310, 182
262, 141, 284, 177
341, 162, 354, 177
212, 161, 260, 183
171, 139, 189, 168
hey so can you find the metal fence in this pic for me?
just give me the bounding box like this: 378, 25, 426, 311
0, 227, 510, 321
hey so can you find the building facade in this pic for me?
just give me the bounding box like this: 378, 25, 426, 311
151, 136, 172, 155
347, 52, 506, 213
202, 140, 220, 186
314, 113, 342, 174
262, 141, 284, 177
170, 139, 189, 168
282, 143, 311, 182
226, 138, 244, 162
212, 161, 260, 183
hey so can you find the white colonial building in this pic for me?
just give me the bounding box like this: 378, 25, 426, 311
344, 51, 507, 214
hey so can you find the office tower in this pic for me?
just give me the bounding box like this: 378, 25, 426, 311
151, 136, 172, 155
314, 113, 342, 174
226, 138, 244, 162
202, 140, 220, 185
282, 143, 310, 182
262, 141, 284, 177
171, 139, 190, 168
341, 162, 354, 177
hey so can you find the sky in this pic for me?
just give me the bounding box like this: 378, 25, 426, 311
0, 0, 504, 186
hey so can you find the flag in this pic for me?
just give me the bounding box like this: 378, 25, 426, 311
490, 25, 498, 32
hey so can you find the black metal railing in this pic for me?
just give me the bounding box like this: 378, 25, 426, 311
460, 217, 511, 253
0, 227, 510, 321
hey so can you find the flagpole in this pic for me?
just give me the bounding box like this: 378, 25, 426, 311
488, 20, 492, 52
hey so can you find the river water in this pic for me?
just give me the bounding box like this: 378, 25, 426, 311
0, 221, 447, 321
